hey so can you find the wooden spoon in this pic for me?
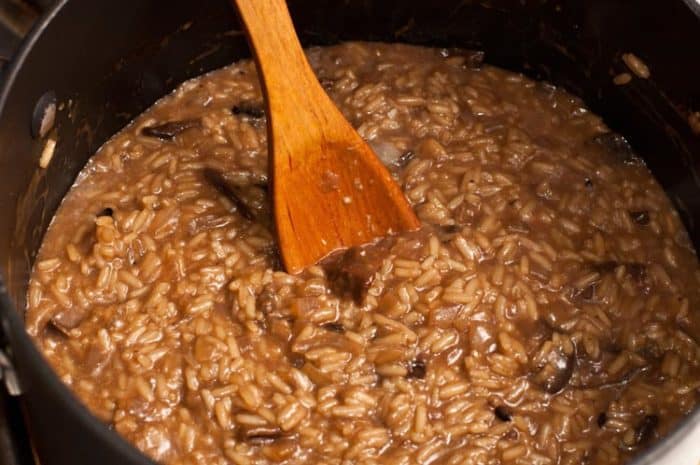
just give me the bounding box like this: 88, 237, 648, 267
232, 0, 420, 274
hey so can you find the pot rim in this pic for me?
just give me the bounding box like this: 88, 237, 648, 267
1, 1, 699, 464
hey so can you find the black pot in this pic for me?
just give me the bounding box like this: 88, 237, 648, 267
1, 0, 700, 464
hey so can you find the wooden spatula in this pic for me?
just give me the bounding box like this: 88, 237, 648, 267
232, 0, 420, 274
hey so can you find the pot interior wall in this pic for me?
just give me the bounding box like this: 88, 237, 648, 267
0, 0, 699, 463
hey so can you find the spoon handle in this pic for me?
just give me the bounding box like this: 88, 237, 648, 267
232, 0, 333, 142
231, 0, 420, 273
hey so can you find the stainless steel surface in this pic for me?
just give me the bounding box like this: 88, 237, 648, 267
0, 349, 20, 396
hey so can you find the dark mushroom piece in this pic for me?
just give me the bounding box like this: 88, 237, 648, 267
257, 286, 279, 316
318, 77, 336, 91
321, 322, 345, 333
262, 244, 283, 271
588, 260, 649, 293
593, 261, 619, 274
627, 263, 649, 288
591, 260, 649, 292
494, 406, 512, 422
322, 240, 391, 304
141, 119, 201, 140
570, 348, 648, 390
573, 283, 596, 302
635, 414, 659, 445
96, 207, 114, 218
629, 210, 650, 226
396, 150, 415, 168
597, 412, 608, 427
288, 353, 305, 369
437, 224, 462, 243
50, 307, 88, 336
203, 167, 271, 228
232, 101, 265, 120
238, 425, 283, 445
224, 169, 269, 189
531, 346, 574, 394
622, 414, 659, 451
187, 214, 235, 236
406, 359, 427, 379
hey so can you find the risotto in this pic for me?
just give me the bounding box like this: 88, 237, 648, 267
26, 43, 700, 465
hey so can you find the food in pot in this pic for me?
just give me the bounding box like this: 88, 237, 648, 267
26, 43, 700, 465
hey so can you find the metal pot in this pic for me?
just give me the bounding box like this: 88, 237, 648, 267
1, 0, 699, 464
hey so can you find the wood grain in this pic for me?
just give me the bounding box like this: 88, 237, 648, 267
232, 0, 420, 273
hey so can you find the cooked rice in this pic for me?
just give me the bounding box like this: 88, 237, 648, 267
26, 42, 700, 465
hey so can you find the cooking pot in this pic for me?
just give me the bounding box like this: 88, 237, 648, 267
1, 0, 699, 464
